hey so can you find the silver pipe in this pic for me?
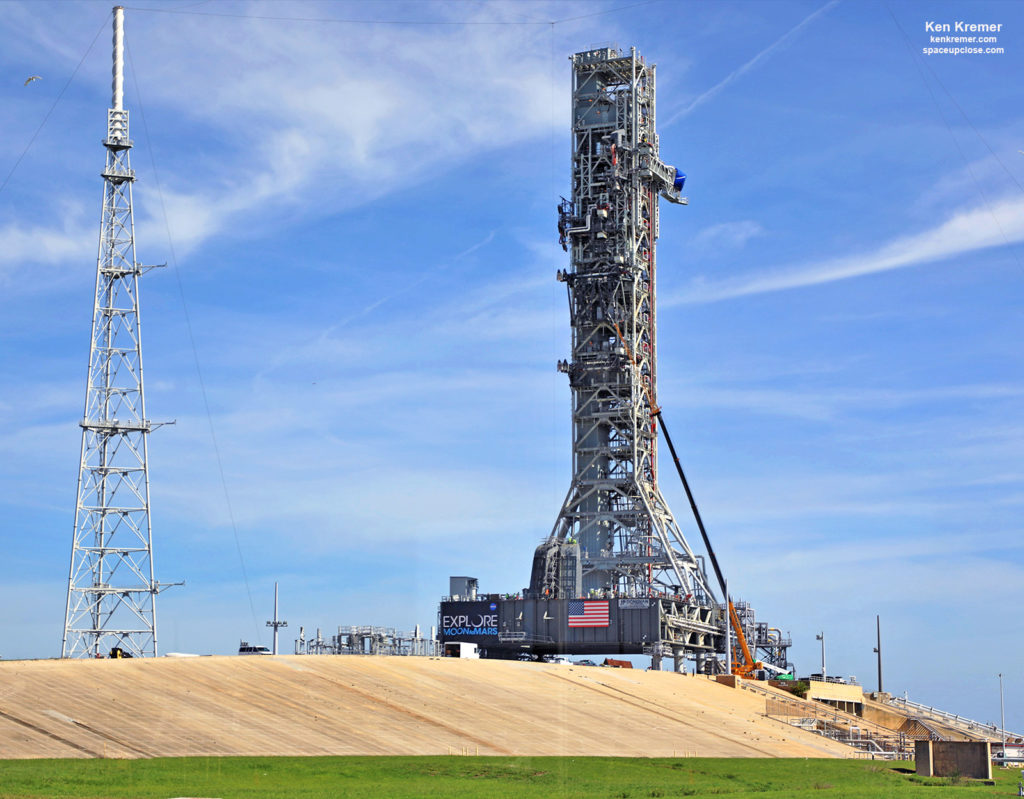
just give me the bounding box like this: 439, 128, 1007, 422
112, 6, 124, 111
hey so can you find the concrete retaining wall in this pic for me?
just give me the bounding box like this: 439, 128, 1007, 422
916, 740, 992, 779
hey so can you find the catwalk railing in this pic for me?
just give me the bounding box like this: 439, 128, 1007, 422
889, 695, 1020, 742
762, 693, 910, 759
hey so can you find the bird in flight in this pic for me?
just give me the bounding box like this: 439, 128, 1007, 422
23, 76, 41, 86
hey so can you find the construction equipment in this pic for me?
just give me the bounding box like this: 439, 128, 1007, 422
611, 322, 761, 678
656, 406, 760, 677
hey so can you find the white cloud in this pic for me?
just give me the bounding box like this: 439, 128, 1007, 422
690, 220, 764, 252
670, 195, 1024, 304
118, 3, 570, 254
0, 201, 93, 275
662, 0, 839, 126
668, 380, 1024, 422
1, 2, 582, 269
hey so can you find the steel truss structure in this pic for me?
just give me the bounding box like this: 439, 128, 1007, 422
295, 625, 439, 657
62, 7, 167, 658
538, 47, 715, 604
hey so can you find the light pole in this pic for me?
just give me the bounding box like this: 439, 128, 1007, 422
725, 579, 731, 675
873, 615, 883, 693
266, 582, 288, 655
999, 672, 1006, 763
816, 632, 826, 681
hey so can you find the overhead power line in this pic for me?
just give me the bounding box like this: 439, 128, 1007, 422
121, 0, 662, 26
0, 11, 111, 199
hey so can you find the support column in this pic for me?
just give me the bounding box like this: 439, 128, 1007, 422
673, 647, 686, 673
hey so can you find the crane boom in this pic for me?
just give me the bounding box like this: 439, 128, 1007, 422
655, 411, 759, 677
611, 321, 760, 678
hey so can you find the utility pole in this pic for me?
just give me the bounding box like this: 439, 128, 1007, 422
816, 632, 826, 681
725, 579, 731, 675
266, 582, 287, 655
999, 672, 1006, 763
873, 615, 883, 693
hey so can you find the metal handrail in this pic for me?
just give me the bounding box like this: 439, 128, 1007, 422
890, 696, 1022, 739
760, 691, 905, 740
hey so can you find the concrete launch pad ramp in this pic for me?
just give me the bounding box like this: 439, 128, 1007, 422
0, 656, 852, 759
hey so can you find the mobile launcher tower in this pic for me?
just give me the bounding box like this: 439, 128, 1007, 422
440, 47, 791, 673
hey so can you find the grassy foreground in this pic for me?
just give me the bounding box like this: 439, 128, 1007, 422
0, 756, 1015, 798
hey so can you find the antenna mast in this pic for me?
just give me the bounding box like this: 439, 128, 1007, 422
62, 6, 166, 658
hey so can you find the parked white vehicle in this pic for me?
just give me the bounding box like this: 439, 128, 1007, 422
238, 641, 272, 655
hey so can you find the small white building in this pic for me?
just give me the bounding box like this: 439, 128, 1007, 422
443, 642, 479, 659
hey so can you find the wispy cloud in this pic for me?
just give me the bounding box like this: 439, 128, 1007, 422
668, 381, 1024, 422
0, 198, 93, 277
1, 3, 576, 270
663, 0, 839, 126
669, 195, 1024, 304
737, 541, 1024, 619
142, 363, 559, 549
338, 229, 500, 325
120, 6, 565, 254
690, 220, 764, 252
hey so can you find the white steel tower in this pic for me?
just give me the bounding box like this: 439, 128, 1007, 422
62, 7, 165, 658
535, 47, 716, 605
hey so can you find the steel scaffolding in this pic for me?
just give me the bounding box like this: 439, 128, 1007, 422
539, 47, 714, 604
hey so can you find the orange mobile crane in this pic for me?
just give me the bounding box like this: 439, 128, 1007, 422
612, 323, 760, 678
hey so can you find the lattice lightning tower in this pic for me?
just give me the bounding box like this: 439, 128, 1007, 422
536, 47, 716, 605
62, 6, 166, 658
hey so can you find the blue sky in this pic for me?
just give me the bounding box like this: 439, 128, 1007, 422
1, 0, 1021, 731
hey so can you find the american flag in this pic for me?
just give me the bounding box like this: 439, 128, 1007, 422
568, 600, 610, 628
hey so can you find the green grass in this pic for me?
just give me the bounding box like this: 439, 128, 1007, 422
0, 756, 1016, 798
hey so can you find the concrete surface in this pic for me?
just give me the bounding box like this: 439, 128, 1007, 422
0, 655, 856, 759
